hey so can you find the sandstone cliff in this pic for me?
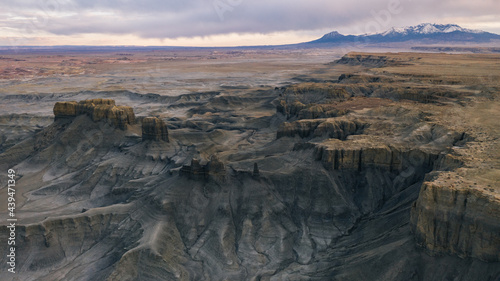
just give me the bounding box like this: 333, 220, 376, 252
53, 101, 78, 118
334, 52, 405, 67
411, 172, 500, 262
53, 99, 135, 130
277, 118, 363, 140
180, 156, 226, 179
276, 100, 349, 120
141, 117, 169, 142
314, 138, 439, 172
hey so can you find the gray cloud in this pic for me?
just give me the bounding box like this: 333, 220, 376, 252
1, 0, 499, 40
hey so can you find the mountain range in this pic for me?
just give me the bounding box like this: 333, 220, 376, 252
307, 23, 500, 45
0, 23, 498, 54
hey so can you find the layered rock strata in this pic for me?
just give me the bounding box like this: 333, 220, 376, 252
277, 119, 363, 140
180, 156, 226, 179
141, 117, 169, 142
314, 138, 439, 172
411, 172, 500, 262
276, 100, 349, 120
334, 52, 405, 67
53, 99, 135, 130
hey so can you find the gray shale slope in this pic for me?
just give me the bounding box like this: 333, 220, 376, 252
0, 53, 500, 281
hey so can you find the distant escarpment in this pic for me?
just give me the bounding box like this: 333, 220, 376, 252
275, 83, 351, 120
313, 138, 439, 172
277, 118, 364, 140
334, 52, 407, 68
411, 172, 500, 262
275, 82, 466, 119
277, 100, 349, 120
53, 99, 135, 130
142, 117, 169, 142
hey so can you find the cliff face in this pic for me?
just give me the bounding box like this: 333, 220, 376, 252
141, 117, 169, 142
53, 99, 135, 130
411, 173, 500, 262
3, 52, 500, 281
53, 101, 78, 118
277, 119, 363, 139
276, 100, 349, 120
180, 156, 226, 179
334, 53, 405, 68
314, 139, 438, 172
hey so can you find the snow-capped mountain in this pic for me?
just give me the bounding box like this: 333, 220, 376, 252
381, 23, 484, 36
310, 23, 500, 44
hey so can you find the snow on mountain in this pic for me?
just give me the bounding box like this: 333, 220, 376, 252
309, 23, 500, 44
381, 23, 485, 36
320, 31, 343, 39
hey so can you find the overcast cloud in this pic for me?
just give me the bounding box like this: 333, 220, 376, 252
1, 0, 499, 45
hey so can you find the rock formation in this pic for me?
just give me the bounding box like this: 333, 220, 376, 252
334, 53, 404, 67
180, 158, 205, 178
277, 118, 363, 140
411, 173, 500, 262
180, 156, 226, 179
141, 117, 169, 142
277, 100, 349, 120
2, 52, 500, 281
252, 162, 259, 177
207, 155, 225, 175
314, 138, 438, 171
53, 101, 78, 118
53, 99, 135, 130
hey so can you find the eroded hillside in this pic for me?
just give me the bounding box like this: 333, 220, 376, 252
0, 51, 499, 280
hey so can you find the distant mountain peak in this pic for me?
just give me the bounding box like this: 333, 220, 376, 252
310, 23, 498, 44
381, 23, 485, 36
320, 31, 344, 39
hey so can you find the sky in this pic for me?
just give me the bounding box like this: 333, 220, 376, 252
1, 0, 499, 47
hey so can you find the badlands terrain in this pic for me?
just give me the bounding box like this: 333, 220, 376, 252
0, 48, 499, 280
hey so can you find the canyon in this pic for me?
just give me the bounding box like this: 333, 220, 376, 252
0, 50, 499, 280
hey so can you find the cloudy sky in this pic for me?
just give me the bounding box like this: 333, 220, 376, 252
1, 0, 499, 46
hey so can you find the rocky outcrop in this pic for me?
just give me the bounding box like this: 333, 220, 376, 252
411, 173, 500, 262
0, 209, 141, 281
141, 117, 169, 142
277, 100, 349, 120
180, 158, 205, 178
252, 163, 259, 177
276, 100, 306, 117
314, 139, 438, 171
334, 52, 405, 68
180, 156, 226, 179
277, 119, 363, 140
207, 155, 225, 175
298, 105, 324, 119
53, 101, 78, 118
53, 99, 135, 130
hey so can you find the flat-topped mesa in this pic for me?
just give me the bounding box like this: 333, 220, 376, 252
334, 52, 404, 68
141, 117, 169, 142
53, 101, 78, 118
53, 99, 135, 130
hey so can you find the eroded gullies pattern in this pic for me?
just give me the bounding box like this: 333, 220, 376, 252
0, 51, 499, 280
